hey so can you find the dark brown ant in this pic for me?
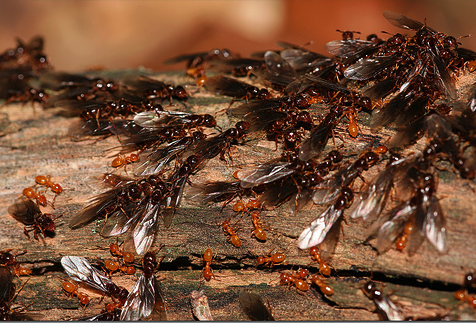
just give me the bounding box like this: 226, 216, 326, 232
0, 249, 31, 277
202, 75, 272, 102
238, 291, 274, 321
164, 48, 237, 69
121, 75, 188, 103
362, 281, 403, 320
207, 58, 266, 77
0, 266, 16, 320
192, 121, 250, 164
121, 251, 167, 320
8, 198, 61, 240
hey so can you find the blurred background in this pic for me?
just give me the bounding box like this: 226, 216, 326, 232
1, 0, 475, 72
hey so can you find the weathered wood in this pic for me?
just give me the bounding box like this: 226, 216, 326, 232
1, 70, 476, 320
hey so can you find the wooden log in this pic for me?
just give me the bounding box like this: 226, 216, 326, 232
1, 70, 476, 320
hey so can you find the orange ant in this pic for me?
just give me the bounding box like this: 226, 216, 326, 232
104, 259, 136, 275
454, 272, 476, 308
466, 60, 476, 73
309, 246, 332, 276
250, 211, 266, 242
105, 300, 123, 313
280, 271, 309, 294
109, 241, 135, 264
232, 199, 267, 242
256, 251, 285, 267
217, 218, 242, 248
310, 274, 334, 296
344, 108, 360, 138
22, 186, 47, 207
105, 241, 136, 275
35, 175, 63, 195
62, 280, 90, 306
395, 221, 414, 251
111, 153, 139, 173
202, 248, 215, 281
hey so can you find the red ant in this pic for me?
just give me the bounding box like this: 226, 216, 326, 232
232, 199, 267, 242
454, 272, 476, 308
344, 108, 360, 138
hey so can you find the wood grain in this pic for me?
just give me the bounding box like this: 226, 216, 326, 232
1, 71, 475, 321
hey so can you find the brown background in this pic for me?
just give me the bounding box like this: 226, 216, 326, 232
1, 0, 476, 72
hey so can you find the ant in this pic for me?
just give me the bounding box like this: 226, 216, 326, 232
22, 186, 47, 207
250, 210, 266, 242
344, 107, 361, 138
104, 259, 135, 275
454, 272, 476, 308
395, 221, 414, 251
256, 251, 285, 267
309, 246, 332, 276
217, 218, 242, 248
8, 198, 62, 240
232, 199, 267, 242
310, 274, 334, 295
280, 271, 309, 294
201, 248, 215, 281
111, 153, 140, 173
62, 280, 90, 306
0, 249, 31, 276
35, 175, 63, 195
105, 241, 136, 275
109, 241, 135, 264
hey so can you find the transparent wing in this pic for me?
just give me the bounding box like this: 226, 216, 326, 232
375, 295, 404, 321
297, 205, 343, 249
382, 10, 426, 31
424, 195, 447, 253
375, 202, 416, 254
133, 202, 162, 255
313, 164, 359, 205
237, 162, 294, 188
344, 56, 397, 81
325, 39, 374, 58
120, 275, 156, 321
60, 256, 113, 293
